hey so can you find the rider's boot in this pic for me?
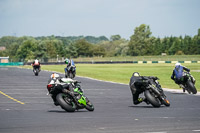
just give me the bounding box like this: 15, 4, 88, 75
137, 97, 149, 104
52, 98, 59, 106
191, 75, 196, 84
137, 97, 143, 103
183, 87, 185, 92
142, 98, 150, 104
179, 84, 185, 92
54, 101, 59, 106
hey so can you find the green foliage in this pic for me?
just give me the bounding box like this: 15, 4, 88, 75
85, 36, 109, 44
128, 25, 200, 56
99, 38, 129, 56
74, 39, 93, 57
16, 39, 37, 61
128, 24, 154, 56
0, 36, 18, 47
110, 35, 121, 41
0, 26, 200, 62
92, 45, 106, 57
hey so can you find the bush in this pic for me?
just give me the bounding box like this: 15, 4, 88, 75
175, 51, 184, 55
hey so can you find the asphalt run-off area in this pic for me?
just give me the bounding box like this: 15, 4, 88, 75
0, 67, 200, 133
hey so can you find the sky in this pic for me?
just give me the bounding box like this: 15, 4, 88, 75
0, 0, 200, 39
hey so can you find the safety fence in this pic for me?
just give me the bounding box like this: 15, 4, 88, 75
1, 61, 199, 66
0, 62, 24, 66
23, 60, 200, 65
131, 61, 200, 64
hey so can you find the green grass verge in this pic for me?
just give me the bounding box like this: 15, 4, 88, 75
21, 63, 200, 91
73, 55, 200, 62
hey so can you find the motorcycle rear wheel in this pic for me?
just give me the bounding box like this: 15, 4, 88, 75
144, 90, 161, 108
56, 93, 76, 112
186, 80, 197, 94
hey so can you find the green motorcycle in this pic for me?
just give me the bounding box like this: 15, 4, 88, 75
47, 74, 94, 112
177, 72, 197, 94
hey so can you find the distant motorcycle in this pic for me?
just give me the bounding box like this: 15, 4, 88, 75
130, 72, 170, 108
65, 60, 76, 79
47, 73, 94, 112
65, 66, 76, 79
33, 65, 40, 76
176, 72, 197, 94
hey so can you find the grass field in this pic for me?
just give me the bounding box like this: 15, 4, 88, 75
73, 55, 200, 62
22, 63, 200, 91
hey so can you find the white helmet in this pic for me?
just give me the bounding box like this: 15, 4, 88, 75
175, 62, 181, 66
133, 72, 140, 77
50, 73, 60, 79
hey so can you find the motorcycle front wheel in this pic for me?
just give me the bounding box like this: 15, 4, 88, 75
162, 98, 170, 107
65, 72, 68, 78
85, 98, 94, 111
34, 69, 39, 76
69, 72, 74, 79
56, 93, 76, 112
144, 90, 161, 108
186, 80, 197, 94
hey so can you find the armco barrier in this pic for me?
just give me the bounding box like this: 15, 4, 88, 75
24, 61, 200, 65
0, 62, 24, 66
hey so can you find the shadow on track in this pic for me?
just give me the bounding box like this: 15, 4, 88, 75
128, 105, 167, 108
171, 92, 188, 95
48, 110, 88, 113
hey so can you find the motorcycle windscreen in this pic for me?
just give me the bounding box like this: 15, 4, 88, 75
71, 59, 75, 66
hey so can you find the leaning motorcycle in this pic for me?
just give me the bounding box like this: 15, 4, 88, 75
47, 73, 94, 112
130, 72, 170, 108
176, 72, 197, 94
65, 66, 76, 79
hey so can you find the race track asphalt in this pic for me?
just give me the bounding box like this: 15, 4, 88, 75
0, 67, 200, 133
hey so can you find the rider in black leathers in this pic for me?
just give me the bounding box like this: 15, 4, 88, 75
129, 72, 158, 105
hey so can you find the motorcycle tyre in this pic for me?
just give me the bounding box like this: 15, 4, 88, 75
144, 90, 161, 108
162, 99, 170, 107
186, 80, 197, 94
56, 93, 76, 112
34, 69, 39, 76
85, 101, 94, 111
65, 72, 68, 78
69, 72, 74, 79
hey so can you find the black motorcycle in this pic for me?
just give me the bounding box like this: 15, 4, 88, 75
176, 72, 197, 94
47, 74, 94, 112
33, 65, 40, 76
65, 66, 76, 79
130, 72, 170, 108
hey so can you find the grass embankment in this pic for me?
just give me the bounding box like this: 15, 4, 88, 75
22, 63, 200, 91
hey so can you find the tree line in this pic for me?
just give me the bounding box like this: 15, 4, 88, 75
0, 24, 199, 62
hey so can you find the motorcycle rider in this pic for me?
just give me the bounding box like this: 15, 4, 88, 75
32, 59, 41, 71
129, 72, 153, 105
64, 58, 76, 73
49, 73, 80, 106
171, 62, 193, 91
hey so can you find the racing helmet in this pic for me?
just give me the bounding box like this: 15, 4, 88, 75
175, 62, 181, 67
64, 58, 69, 64
51, 73, 60, 79
133, 72, 140, 77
